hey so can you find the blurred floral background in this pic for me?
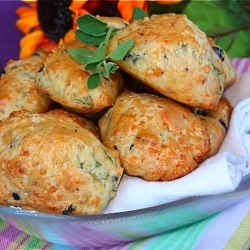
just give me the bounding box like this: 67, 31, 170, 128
1, 0, 249, 67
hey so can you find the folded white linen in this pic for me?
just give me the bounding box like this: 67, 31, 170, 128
103, 73, 250, 214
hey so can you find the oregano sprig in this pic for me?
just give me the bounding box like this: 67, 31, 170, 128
69, 8, 148, 89
69, 14, 134, 89
131, 7, 149, 22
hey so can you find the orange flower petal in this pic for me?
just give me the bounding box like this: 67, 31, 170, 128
118, 0, 148, 21
70, 1, 88, 11
16, 13, 39, 34
16, 6, 36, 18
61, 29, 76, 44
156, 0, 182, 4
19, 30, 48, 58
22, 0, 37, 8
38, 40, 59, 53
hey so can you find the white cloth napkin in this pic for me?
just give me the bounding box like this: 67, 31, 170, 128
103, 73, 250, 214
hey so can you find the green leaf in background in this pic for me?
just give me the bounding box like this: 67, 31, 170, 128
182, 0, 250, 57
148, 0, 190, 15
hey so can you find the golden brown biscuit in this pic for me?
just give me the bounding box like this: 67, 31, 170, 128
0, 110, 123, 214
192, 97, 233, 160
48, 108, 101, 140
0, 50, 53, 120
96, 16, 128, 29
107, 14, 236, 110
37, 40, 124, 114
207, 38, 237, 88
99, 92, 210, 181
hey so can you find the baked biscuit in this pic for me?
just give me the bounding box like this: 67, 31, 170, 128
207, 38, 237, 88
0, 110, 123, 214
99, 92, 210, 181
37, 40, 124, 114
0, 50, 53, 120
96, 16, 128, 29
107, 14, 236, 110
48, 108, 101, 140
192, 97, 233, 160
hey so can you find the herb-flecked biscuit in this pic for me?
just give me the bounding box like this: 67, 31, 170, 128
48, 108, 101, 140
0, 50, 53, 120
37, 40, 124, 114
207, 38, 237, 88
96, 16, 128, 29
98, 92, 210, 181
192, 97, 233, 160
107, 14, 236, 110
0, 110, 123, 214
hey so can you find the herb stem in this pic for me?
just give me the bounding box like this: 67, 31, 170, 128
105, 27, 114, 44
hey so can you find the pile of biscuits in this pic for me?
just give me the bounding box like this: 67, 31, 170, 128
0, 13, 236, 214
0, 40, 124, 215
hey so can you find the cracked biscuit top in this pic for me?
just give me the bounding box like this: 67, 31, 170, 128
108, 13, 236, 110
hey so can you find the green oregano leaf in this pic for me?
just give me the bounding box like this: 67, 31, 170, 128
77, 14, 108, 33
84, 62, 98, 71
131, 7, 149, 22
84, 42, 107, 68
107, 63, 119, 73
75, 30, 107, 46
87, 73, 101, 89
102, 62, 119, 78
68, 48, 94, 65
94, 64, 102, 74
108, 39, 134, 60
69, 9, 140, 89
